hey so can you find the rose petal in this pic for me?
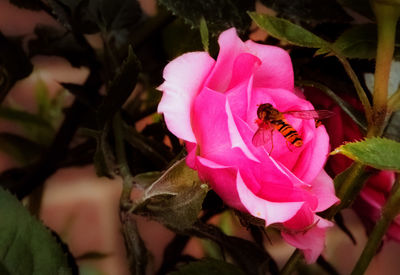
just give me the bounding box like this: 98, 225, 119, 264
192, 87, 231, 162
281, 216, 333, 263
239, 160, 316, 205
226, 99, 260, 163
193, 87, 259, 167
205, 28, 247, 92
196, 156, 245, 211
158, 52, 215, 142
228, 112, 308, 192
226, 70, 253, 121
293, 126, 330, 183
236, 171, 304, 226
360, 187, 386, 209
229, 111, 270, 161
366, 170, 395, 192
185, 141, 197, 169
283, 204, 314, 230
244, 39, 294, 90
310, 170, 339, 212
228, 53, 261, 90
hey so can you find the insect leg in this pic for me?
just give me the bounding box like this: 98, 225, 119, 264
268, 128, 274, 155
286, 140, 293, 152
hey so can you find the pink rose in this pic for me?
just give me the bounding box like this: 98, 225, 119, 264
157, 28, 339, 263
304, 87, 398, 242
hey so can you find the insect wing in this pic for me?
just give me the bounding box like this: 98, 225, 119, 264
283, 110, 334, 120
252, 126, 273, 149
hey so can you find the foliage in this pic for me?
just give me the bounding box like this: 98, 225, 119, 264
249, 12, 331, 52
158, 0, 255, 36
260, 0, 351, 24
132, 159, 208, 231
1, 0, 400, 274
0, 33, 32, 103
332, 137, 400, 172
0, 187, 75, 274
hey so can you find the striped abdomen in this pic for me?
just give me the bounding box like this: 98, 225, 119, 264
272, 119, 303, 147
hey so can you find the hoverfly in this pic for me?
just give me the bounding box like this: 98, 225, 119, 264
252, 103, 334, 152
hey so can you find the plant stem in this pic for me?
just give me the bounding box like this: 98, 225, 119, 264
351, 176, 400, 275
121, 212, 148, 275
113, 112, 147, 275
113, 112, 134, 210
335, 55, 373, 125
329, 163, 368, 216
280, 249, 303, 275
368, 0, 400, 137
348, 3, 400, 272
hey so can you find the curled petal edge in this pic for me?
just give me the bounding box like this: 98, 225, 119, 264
236, 171, 305, 226
158, 52, 215, 142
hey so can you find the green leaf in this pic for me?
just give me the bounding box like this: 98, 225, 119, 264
79, 265, 106, 275
0, 33, 33, 103
35, 79, 67, 127
133, 171, 163, 189
199, 17, 209, 52
61, 83, 99, 108
188, 222, 276, 275
28, 26, 91, 68
35, 79, 52, 118
162, 19, 203, 59
97, 46, 140, 126
259, 0, 351, 24
159, 0, 255, 35
0, 187, 72, 274
79, 128, 114, 178
123, 125, 169, 169
331, 137, 400, 171
201, 239, 223, 260
169, 258, 246, 275
94, 138, 114, 178
133, 158, 208, 230
0, 133, 43, 165
0, 107, 53, 130
248, 12, 331, 52
0, 106, 55, 145
333, 24, 377, 59
46, 0, 142, 34
85, 0, 143, 32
